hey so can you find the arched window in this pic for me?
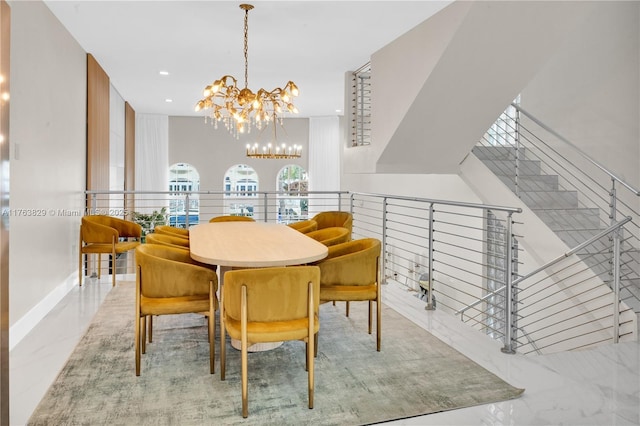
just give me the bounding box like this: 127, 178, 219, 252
223, 164, 259, 217
168, 163, 200, 227
276, 165, 308, 223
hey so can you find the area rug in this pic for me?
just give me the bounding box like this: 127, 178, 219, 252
28, 282, 523, 425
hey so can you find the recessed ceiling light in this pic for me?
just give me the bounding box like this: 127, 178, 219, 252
159, 71, 170, 76
165, 99, 173, 103
335, 109, 342, 113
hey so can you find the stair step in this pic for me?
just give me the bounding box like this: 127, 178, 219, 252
498, 174, 559, 191
530, 208, 601, 230
557, 229, 609, 249
483, 159, 542, 176
472, 145, 527, 160
520, 190, 579, 209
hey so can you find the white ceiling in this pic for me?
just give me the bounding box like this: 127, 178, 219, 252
43, 0, 451, 118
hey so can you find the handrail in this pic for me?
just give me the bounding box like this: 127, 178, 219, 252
512, 216, 632, 286
456, 216, 632, 317
85, 189, 351, 196
512, 103, 640, 196
350, 191, 522, 214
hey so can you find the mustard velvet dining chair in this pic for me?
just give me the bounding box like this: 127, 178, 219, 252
141, 235, 216, 347
209, 215, 255, 223
305, 226, 350, 247
154, 225, 190, 239
146, 232, 190, 249
79, 215, 142, 287
312, 238, 382, 351
134, 244, 218, 376
220, 266, 320, 418
287, 219, 318, 234
311, 211, 353, 239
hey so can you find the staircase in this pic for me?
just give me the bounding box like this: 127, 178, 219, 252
472, 144, 640, 313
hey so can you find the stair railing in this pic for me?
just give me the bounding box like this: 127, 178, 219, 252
512, 217, 633, 353
474, 102, 640, 315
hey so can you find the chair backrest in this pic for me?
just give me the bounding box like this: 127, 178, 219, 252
82, 215, 142, 239
306, 227, 350, 246
209, 215, 256, 223
287, 219, 318, 234
154, 225, 189, 238
146, 232, 190, 248
135, 244, 216, 298
315, 238, 381, 286
311, 211, 352, 236
224, 266, 320, 323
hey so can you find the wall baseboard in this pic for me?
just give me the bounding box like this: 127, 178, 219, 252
9, 272, 78, 351
9, 272, 136, 351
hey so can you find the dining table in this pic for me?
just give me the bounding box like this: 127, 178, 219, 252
189, 220, 329, 351
189, 220, 328, 269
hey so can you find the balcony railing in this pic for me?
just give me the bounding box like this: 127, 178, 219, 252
85, 188, 635, 354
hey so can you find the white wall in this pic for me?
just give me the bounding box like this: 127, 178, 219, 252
168, 116, 309, 192
520, 1, 640, 200
8, 0, 86, 343
371, 1, 596, 174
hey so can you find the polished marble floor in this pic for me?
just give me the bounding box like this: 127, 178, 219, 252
9, 275, 640, 425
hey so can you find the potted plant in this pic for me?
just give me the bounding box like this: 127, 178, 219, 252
132, 207, 167, 242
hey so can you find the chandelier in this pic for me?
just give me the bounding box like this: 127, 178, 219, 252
195, 4, 299, 137
246, 113, 301, 159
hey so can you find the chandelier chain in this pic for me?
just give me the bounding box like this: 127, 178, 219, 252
243, 6, 249, 89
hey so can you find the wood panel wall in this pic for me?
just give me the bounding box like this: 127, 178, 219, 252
86, 53, 110, 209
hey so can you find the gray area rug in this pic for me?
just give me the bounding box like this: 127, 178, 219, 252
29, 282, 523, 425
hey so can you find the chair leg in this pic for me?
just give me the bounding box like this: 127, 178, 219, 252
377, 297, 382, 352
308, 281, 314, 409
148, 315, 153, 343
346, 301, 350, 317
220, 315, 226, 381
78, 231, 83, 287
135, 315, 141, 376
97, 254, 101, 279
141, 316, 147, 354
368, 300, 373, 334
209, 279, 216, 374
208, 307, 215, 374
78, 252, 83, 287
314, 332, 318, 358
111, 245, 117, 287
241, 286, 249, 418
220, 284, 227, 381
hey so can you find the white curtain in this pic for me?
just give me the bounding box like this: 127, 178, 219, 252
308, 116, 340, 214
135, 114, 169, 213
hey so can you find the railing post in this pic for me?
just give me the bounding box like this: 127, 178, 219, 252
381, 197, 388, 285
501, 212, 516, 354
426, 203, 435, 311
349, 192, 354, 216
613, 226, 621, 344
184, 193, 190, 227
514, 108, 521, 198
609, 178, 617, 292
263, 192, 268, 222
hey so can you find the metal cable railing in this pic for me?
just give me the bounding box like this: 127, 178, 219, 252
473, 102, 640, 314
350, 62, 372, 147
86, 187, 636, 355
348, 192, 522, 348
